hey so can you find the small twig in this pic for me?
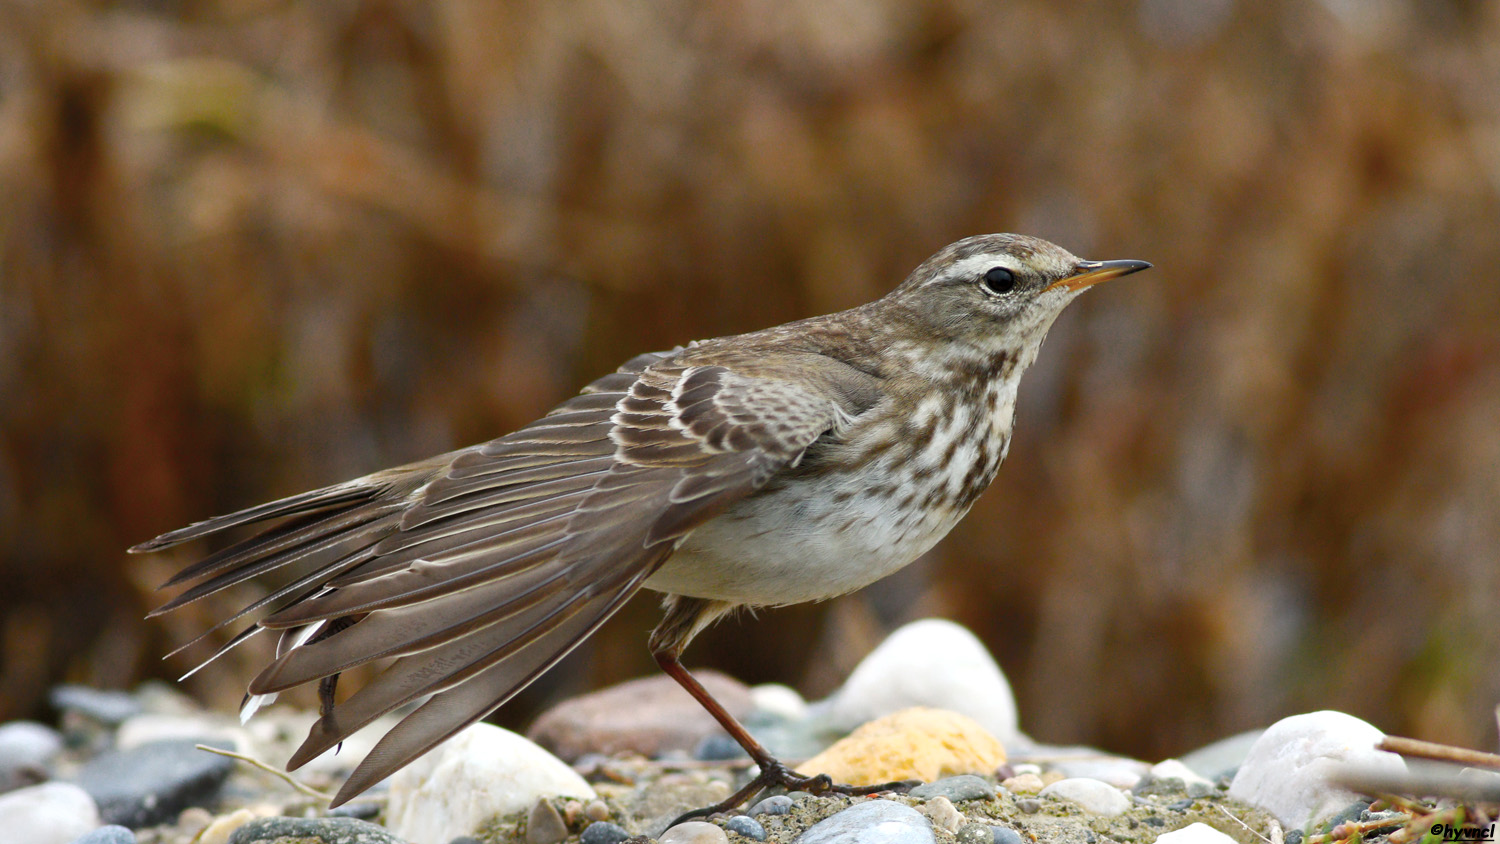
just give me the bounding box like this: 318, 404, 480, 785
1217, 803, 1274, 844
1379, 737, 1500, 771
195, 744, 332, 802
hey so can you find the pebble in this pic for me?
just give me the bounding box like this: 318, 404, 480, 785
749, 684, 809, 721
992, 826, 1024, 844
585, 799, 611, 822
794, 799, 935, 844
748, 795, 793, 816
50, 686, 142, 725
694, 733, 747, 761
659, 820, 729, 844
800, 707, 1005, 785
1049, 757, 1148, 789
115, 712, 247, 753
1015, 798, 1040, 813
527, 671, 753, 762
725, 815, 767, 840
1140, 759, 1216, 798
910, 774, 997, 802
73, 738, 235, 827
579, 821, 631, 844
819, 619, 1018, 745
1039, 778, 1131, 816
197, 808, 256, 844
1154, 822, 1239, 844
0, 721, 62, 789
1000, 773, 1043, 794
68, 826, 135, 844
385, 723, 594, 844
1228, 711, 1405, 828
955, 824, 992, 844
1179, 730, 1263, 782
918, 795, 964, 833
527, 798, 569, 844
0, 782, 100, 844
227, 816, 405, 843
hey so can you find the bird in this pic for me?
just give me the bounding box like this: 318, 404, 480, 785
131, 233, 1150, 818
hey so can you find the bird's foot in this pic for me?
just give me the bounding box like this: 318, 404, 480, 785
667, 758, 918, 827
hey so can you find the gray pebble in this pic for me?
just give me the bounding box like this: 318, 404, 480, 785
448, 838, 483, 844
694, 734, 748, 761
748, 795, 793, 816
70, 826, 135, 844
955, 824, 992, 844
910, 775, 997, 803
993, 827, 1024, 844
74, 739, 235, 827
1284, 832, 1303, 844
580, 821, 630, 844
725, 815, 766, 840
50, 687, 142, 725
527, 798, 569, 844
1016, 798, 1040, 814
794, 799, 935, 844
327, 802, 381, 820
229, 816, 405, 844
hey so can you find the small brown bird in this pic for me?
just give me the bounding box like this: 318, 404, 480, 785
133, 234, 1149, 816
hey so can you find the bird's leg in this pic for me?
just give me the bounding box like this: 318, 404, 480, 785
651, 597, 916, 826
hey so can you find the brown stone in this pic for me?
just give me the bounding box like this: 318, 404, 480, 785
526, 671, 753, 761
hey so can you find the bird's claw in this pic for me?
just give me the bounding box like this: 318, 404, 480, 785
667, 758, 918, 827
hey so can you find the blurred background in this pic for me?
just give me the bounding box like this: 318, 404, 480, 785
3, 0, 1499, 762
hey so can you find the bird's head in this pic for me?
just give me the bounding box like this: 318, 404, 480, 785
887, 233, 1151, 362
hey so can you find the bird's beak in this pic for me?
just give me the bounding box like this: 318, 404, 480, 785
1047, 259, 1153, 292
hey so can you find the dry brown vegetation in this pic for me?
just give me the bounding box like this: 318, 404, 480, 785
3, 0, 1499, 760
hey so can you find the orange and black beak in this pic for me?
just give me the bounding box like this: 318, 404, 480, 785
1046, 259, 1152, 293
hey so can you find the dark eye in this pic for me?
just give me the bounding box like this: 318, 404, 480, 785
980, 266, 1016, 295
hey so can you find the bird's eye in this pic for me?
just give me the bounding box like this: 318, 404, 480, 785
980, 266, 1016, 296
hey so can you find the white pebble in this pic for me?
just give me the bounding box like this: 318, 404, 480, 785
749, 684, 809, 721
918, 795, 964, 833
1228, 711, 1405, 828
0, 782, 101, 844
1039, 777, 1130, 816
386, 724, 595, 844
1150, 758, 1216, 795
1156, 822, 1239, 844
818, 619, 1018, 744
659, 820, 729, 844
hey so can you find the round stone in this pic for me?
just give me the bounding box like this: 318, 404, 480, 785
993, 827, 1024, 844
1039, 777, 1130, 816
725, 815, 767, 840
659, 820, 729, 844
748, 795, 793, 816
580, 821, 631, 844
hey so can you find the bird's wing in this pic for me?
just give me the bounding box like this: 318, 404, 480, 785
138, 349, 864, 805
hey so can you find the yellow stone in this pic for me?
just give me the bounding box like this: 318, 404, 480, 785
798, 706, 1007, 786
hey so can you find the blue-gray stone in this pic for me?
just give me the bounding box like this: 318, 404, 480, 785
992, 827, 1024, 844
328, 801, 381, 820
910, 775, 997, 803
1178, 730, 1264, 782
69, 826, 135, 844
49, 687, 141, 725
73, 739, 235, 828
229, 817, 406, 844
748, 795, 793, 816
580, 821, 631, 844
694, 734, 748, 761
793, 800, 935, 844
725, 815, 766, 840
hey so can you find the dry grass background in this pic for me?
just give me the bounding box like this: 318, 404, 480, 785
3, 0, 1499, 761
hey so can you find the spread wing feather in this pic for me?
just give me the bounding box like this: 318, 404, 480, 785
136, 347, 861, 806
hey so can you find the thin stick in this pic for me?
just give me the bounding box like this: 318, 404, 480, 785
1217, 804, 1273, 844
195, 744, 333, 802
1378, 736, 1500, 771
